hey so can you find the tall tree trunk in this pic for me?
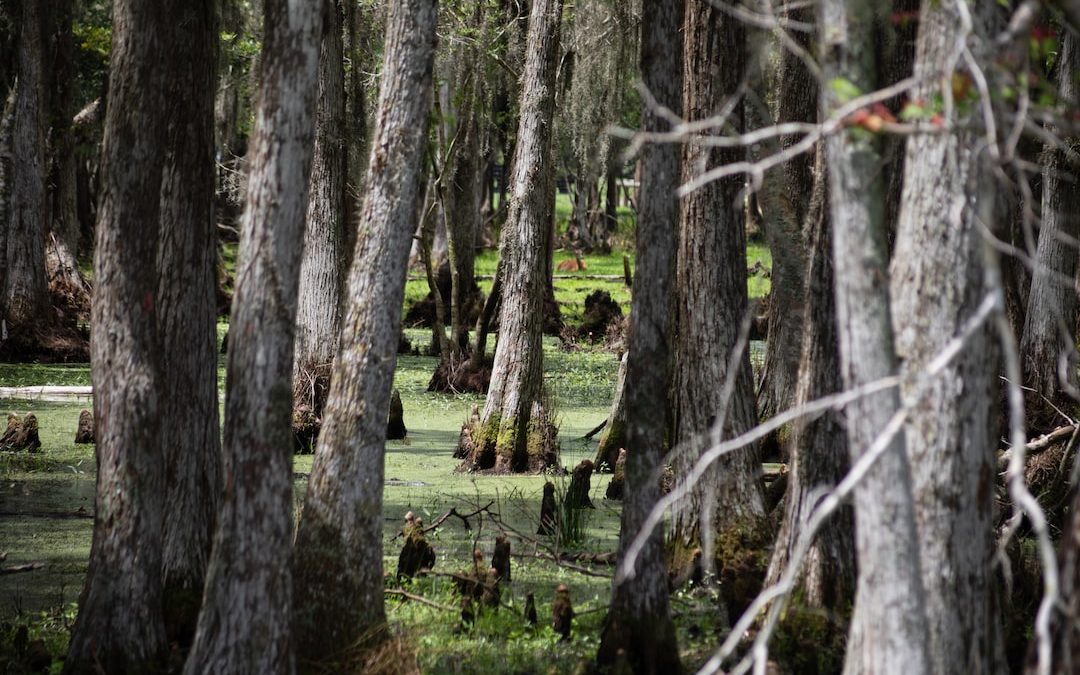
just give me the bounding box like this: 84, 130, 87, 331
889, 3, 1003, 672
291, 0, 437, 662
183, 0, 323, 671
156, 0, 221, 646
62, 0, 173, 669
4, 0, 49, 341
344, 0, 371, 195
669, 0, 763, 580
294, 0, 348, 424
455, 0, 563, 474
596, 0, 683, 671
822, 2, 931, 673
0, 87, 14, 304
764, 146, 854, 609
1020, 32, 1079, 426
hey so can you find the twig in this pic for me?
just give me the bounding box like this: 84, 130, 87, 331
391, 501, 496, 542
385, 588, 457, 613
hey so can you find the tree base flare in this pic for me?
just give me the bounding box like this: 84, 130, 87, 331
454, 402, 560, 474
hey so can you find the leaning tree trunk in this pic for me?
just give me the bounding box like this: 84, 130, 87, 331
291, 0, 437, 663
594, 350, 627, 471
4, 0, 50, 344
455, 0, 563, 474
1020, 32, 1079, 427
889, 2, 1003, 673
822, 2, 931, 673
764, 146, 854, 609
595, 0, 683, 671
669, 0, 764, 582
183, 0, 323, 672
156, 0, 221, 645
62, 0, 173, 670
294, 0, 348, 430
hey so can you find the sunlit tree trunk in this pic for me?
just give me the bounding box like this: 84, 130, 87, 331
595, 0, 683, 670
183, 0, 323, 671
822, 2, 930, 673
291, 0, 437, 662
62, 0, 173, 670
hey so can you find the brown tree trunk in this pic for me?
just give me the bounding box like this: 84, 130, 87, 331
889, 2, 1003, 672
823, 3, 931, 673
4, 0, 50, 342
764, 146, 854, 609
1020, 32, 1079, 427
291, 0, 437, 662
594, 351, 627, 471
62, 0, 174, 670
596, 0, 683, 671
294, 0, 348, 428
456, 0, 563, 474
183, 0, 323, 671
156, 0, 221, 645
669, 0, 763, 580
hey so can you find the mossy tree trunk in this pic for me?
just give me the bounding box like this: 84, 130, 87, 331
156, 0, 221, 644
1020, 33, 1079, 428
890, 3, 1004, 672
669, 0, 764, 576
182, 0, 323, 671
594, 350, 627, 471
291, 0, 437, 662
62, 0, 174, 669
595, 0, 682, 670
823, 2, 930, 673
456, 0, 563, 474
294, 0, 348, 422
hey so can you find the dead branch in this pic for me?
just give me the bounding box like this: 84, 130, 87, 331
0, 562, 45, 575
385, 588, 456, 613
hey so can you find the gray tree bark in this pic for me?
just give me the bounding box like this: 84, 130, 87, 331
822, 2, 931, 673
669, 0, 764, 578
156, 0, 221, 645
595, 0, 682, 671
291, 0, 437, 662
183, 0, 323, 671
62, 0, 173, 670
594, 350, 627, 471
5, 0, 49, 337
889, 3, 1003, 673
294, 0, 348, 413
456, 0, 563, 473
1020, 32, 1079, 425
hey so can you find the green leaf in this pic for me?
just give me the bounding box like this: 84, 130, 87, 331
830, 77, 863, 104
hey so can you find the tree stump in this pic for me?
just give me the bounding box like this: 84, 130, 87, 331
552, 583, 574, 641
605, 448, 626, 500
74, 409, 94, 444
2, 413, 40, 452
524, 591, 537, 626
490, 535, 511, 582
386, 389, 407, 440
0, 413, 21, 448
538, 481, 557, 535
575, 290, 623, 342
396, 513, 435, 579
564, 459, 595, 509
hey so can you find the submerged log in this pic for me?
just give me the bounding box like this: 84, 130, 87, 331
74, 409, 94, 444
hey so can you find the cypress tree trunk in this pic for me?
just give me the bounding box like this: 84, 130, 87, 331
294, 0, 348, 424
5, 0, 49, 340
156, 0, 221, 644
1020, 33, 1079, 426
822, 2, 931, 673
456, 0, 563, 474
595, 0, 682, 670
594, 351, 627, 471
669, 0, 763, 578
62, 0, 173, 670
291, 0, 437, 662
183, 0, 323, 671
889, 2, 1003, 672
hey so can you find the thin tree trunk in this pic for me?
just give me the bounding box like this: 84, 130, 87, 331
889, 3, 1003, 672
294, 0, 348, 418
669, 0, 763, 579
596, 0, 683, 671
291, 0, 437, 661
156, 0, 221, 645
183, 0, 323, 671
456, 0, 563, 474
62, 0, 173, 669
5, 0, 49, 338
822, 2, 931, 673
765, 146, 854, 609
1020, 32, 1079, 426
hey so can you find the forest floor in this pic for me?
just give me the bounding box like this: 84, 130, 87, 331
0, 246, 773, 673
